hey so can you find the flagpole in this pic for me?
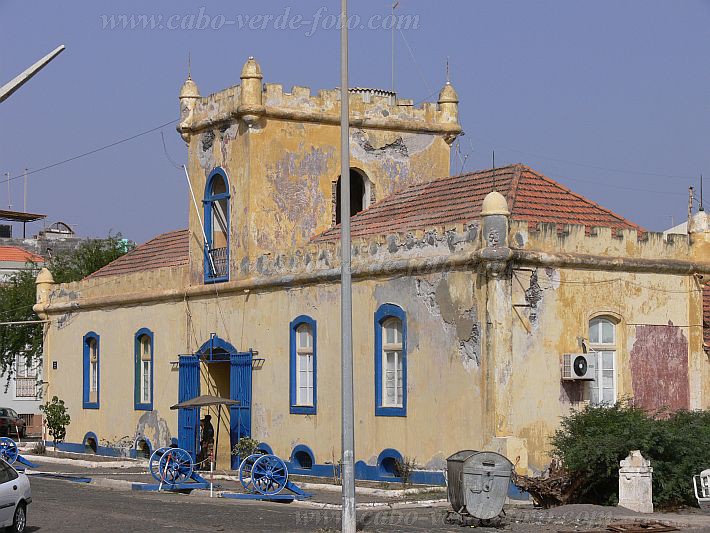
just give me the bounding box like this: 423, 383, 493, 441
340, 0, 356, 531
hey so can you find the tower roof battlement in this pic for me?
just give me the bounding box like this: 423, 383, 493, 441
178, 56, 461, 138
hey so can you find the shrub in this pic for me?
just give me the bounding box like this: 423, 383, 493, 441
29, 441, 46, 455
231, 437, 261, 460
551, 402, 710, 508
39, 396, 70, 449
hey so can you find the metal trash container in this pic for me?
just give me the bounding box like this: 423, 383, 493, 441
446, 450, 513, 521
446, 450, 478, 512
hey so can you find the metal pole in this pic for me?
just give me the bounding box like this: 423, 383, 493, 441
340, 0, 356, 531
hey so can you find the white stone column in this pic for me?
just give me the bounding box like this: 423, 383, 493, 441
618, 450, 653, 513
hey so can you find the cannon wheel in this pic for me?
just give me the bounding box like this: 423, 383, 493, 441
157, 448, 193, 485
148, 447, 171, 483
238, 453, 263, 493
0, 437, 18, 465
251, 454, 288, 496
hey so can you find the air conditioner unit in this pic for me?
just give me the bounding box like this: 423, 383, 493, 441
561, 353, 595, 381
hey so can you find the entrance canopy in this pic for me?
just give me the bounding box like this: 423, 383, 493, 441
170, 394, 240, 410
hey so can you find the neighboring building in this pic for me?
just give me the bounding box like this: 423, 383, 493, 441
34, 58, 710, 479
0, 246, 43, 283
0, 246, 44, 436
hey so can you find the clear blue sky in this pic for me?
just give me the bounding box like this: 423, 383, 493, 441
1, 0, 708, 242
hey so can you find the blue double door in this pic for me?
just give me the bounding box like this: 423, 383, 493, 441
178, 343, 253, 469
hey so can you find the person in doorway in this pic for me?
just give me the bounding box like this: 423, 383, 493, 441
199, 414, 215, 469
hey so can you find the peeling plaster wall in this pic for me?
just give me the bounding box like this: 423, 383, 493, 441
43, 299, 184, 451
510, 267, 696, 470
186, 115, 451, 281
630, 323, 689, 412
45, 271, 486, 470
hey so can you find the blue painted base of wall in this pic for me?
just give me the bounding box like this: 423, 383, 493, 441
55, 439, 529, 501
56, 441, 129, 458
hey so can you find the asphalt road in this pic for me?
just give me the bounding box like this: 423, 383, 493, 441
21, 477, 548, 532
24, 477, 710, 532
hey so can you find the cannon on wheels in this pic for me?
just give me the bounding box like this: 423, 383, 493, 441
143, 447, 208, 492
220, 453, 310, 502
0, 438, 37, 470
239, 454, 289, 496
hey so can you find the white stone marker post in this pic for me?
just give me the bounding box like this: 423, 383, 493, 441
618, 450, 653, 513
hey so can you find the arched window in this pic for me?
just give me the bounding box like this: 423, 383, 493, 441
375, 304, 407, 417
134, 328, 154, 410
290, 316, 317, 415
335, 169, 369, 224
204, 168, 230, 282
83, 332, 100, 409
588, 317, 617, 405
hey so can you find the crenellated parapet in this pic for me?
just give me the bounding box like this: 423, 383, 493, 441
510, 220, 691, 261
178, 56, 462, 141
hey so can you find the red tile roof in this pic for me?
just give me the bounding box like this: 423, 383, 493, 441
86, 229, 189, 279
0, 246, 43, 264
314, 164, 643, 242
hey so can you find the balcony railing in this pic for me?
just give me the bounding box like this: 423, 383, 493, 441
207, 247, 228, 279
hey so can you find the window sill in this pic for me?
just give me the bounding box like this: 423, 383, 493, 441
134, 403, 153, 411
290, 405, 316, 415
82, 402, 99, 410
204, 275, 229, 284
375, 406, 406, 417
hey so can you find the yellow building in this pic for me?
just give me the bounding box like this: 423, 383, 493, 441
34, 58, 710, 482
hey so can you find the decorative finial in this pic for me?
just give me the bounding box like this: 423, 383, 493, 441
188, 52, 191, 79
446, 56, 450, 84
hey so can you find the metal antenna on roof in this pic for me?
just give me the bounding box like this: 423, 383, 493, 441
492, 150, 497, 190
188, 52, 192, 79
700, 173, 705, 212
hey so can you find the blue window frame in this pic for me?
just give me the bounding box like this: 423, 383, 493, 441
374, 304, 407, 417
82, 332, 100, 409
134, 328, 154, 411
203, 167, 230, 283
289, 315, 317, 415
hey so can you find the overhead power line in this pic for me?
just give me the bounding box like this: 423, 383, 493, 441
2, 118, 179, 185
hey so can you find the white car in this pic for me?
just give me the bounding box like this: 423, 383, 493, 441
0, 459, 30, 533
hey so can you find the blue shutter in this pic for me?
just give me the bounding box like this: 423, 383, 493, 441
177, 355, 200, 460
230, 351, 252, 469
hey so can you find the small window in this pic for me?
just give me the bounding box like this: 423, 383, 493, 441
15, 357, 38, 399
375, 304, 407, 417
290, 316, 317, 415
204, 168, 230, 282
382, 318, 404, 408
335, 170, 369, 224
83, 332, 100, 409
587, 317, 617, 405
135, 329, 154, 410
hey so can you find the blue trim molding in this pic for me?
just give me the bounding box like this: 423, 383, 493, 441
134, 328, 154, 411
374, 304, 407, 417
257, 442, 273, 455
82, 431, 99, 452
377, 448, 403, 476
203, 167, 230, 284
289, 315, 317, 415
82, 332, 100, 409
290, 444, 315, 469
196, 335, 238, 361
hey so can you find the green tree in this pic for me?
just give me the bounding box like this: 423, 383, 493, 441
39, 396, 70, 449
0, 233, 133, 377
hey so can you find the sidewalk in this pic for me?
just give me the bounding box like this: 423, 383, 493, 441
16, 447, 710, 531
19, 448, 447, 509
